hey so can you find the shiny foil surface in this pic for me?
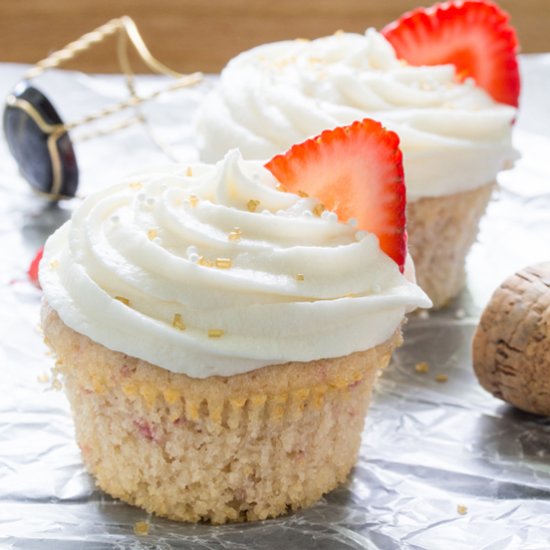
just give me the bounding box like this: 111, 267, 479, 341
1, 57, 550, 549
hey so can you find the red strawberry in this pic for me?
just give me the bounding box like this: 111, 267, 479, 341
265, 119, 407, 272
381, 0, 520, 107
28, 247, 44, 288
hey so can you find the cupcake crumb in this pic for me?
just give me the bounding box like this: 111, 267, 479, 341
418, 310, 430, 320
133, 521, 150, 536
415, 362, 430, 374
455, 308, 466, 319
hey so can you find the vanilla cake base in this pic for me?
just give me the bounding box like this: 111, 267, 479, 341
42, 301, 401, 524
407, 183, 494, 309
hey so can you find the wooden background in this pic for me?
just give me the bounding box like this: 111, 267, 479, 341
0, 0, 547, 74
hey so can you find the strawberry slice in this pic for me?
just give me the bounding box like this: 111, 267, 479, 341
381, 0, 520, 107
265, 119, 407, 272
28, 247, 44, 288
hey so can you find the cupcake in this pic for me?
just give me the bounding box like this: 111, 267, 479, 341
40, 119, 430, 523
196, 0, 520, 308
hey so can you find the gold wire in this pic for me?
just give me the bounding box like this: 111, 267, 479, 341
21, 16, 202, 135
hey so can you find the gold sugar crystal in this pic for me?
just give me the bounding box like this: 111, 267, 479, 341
247, 199, 260, 212
215, 258, 232, 269
312, 203, 326, 217
228, 227, 242, 241
208, 329, 225, 338
115, 296, 130, 306
415, 362, 430, 374
129, 182, 143, 190
198, 256, 214, 268
147, 228, 158, 240
295, 273, 305, 281
172, 313, 186, 331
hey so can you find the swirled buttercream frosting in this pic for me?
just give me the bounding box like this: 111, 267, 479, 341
40, 151, 430, 378
196, 29, 517, 201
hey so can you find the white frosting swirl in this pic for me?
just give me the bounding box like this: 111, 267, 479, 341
196, 29, 517, 201
40, 151, 430, 378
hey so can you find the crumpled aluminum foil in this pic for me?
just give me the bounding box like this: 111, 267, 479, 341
2, 56, 550, 549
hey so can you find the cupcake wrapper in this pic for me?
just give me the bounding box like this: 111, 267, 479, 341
407, 182, 495, 309
42, 302, 400, 523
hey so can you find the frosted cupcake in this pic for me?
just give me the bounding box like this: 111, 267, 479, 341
196, 0, 520, 308
40, 119, 430, 523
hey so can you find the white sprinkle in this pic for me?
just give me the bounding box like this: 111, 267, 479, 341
355, 230, 368, 241
348, 218, 358, 228
110, 215, 120, 224
276, 210, 287, 216
418, 309, 430, 320
302, 210, 313, 218
322, 211, 338, 223
455, 308, 466, 319
261, 209, 271, 215
186, 246, 199, 262
137, 193, 146, 202
146, 197, 156, 206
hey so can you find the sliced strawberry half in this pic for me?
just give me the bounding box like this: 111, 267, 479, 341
28, 246, 44, 288
265, 119, 407, 272
381, 0, 520, 107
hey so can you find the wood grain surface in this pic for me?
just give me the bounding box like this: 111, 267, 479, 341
0, 0, 547, 74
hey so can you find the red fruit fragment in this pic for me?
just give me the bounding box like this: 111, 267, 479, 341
28, 247, 44, 288
382, 0, 520, 107
265, 118, 407, 272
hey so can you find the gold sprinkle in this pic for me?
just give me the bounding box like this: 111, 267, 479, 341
457, 504, 468, 515
247, 199, 260, 212
188, 194, 199, 207
312, 203, 326, 217
172, 313, 186, 331
297, 190, 309, 198
228, 227, 242, 241
198, 256, 214, 268
186, 166, 193, 177
50, 259, 59, 269
276, 183, 287, 192
295, 273, 305, 281
208, 329, 225, 338
129, 182, 143, 190
147, 228, 158, 240
37, 372, 50, 383
435, 374, 448, 383
115, 296, 130, 306
133, 521, 150, 536
215, 258, 232, 269
415, 362, 430, 374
